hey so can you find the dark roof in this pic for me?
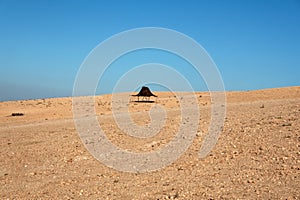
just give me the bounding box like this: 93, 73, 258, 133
132, 86, 157, 97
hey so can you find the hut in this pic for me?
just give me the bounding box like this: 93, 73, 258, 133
131, 86, 157, 102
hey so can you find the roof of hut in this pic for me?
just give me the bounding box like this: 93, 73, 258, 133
132, 86, 157, 97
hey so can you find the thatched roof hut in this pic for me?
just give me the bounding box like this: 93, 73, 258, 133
131, 86, 157, 102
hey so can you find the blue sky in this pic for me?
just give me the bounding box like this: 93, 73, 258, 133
0, 0, 299, 101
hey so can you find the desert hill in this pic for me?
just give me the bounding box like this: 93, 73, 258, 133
0, 86, 299, 199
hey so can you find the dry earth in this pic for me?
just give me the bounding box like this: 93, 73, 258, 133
0, 87, 299, 199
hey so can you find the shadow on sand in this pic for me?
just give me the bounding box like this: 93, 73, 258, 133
131, 100, 155, 103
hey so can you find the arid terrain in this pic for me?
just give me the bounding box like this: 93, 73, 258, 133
0, 87, 299, 199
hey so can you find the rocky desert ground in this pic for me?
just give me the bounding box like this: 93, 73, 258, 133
0, 86, 299, 199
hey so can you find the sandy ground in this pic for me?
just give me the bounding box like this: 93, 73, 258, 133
0, 86, 299, 199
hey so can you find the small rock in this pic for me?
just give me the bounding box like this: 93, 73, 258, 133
11, 112, 24, 116
177, 167, 184, 171
282, 123, 292, 126
113, 179, 119, 183
196, 132, 203, 137
29, 172, 37, 176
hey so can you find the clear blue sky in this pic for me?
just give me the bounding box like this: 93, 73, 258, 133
0, 0, 299, 101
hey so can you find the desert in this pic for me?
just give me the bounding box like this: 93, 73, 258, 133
0, 86, 299, 199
